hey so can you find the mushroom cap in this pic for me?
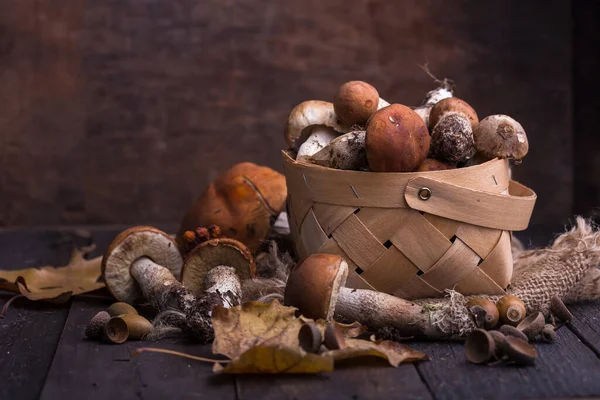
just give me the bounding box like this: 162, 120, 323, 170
285, 100, 347, 149
474, 114, 529, 161
503, 336, 537, 365
176, 162, 287, 253
429, 97, 479, 130
333, 81, 380, 126
365, 104, 430, 172
429, 112, 475, 164
102, 227, 183, 304
416, 158, 456, 172
283, 253, 349, 320
181, 238, 256, 295
465, 329, 495, 364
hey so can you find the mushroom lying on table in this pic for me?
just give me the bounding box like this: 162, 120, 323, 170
283, 254, 445, 338
103, 226, 248, 342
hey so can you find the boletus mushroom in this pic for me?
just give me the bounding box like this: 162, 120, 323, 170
333, 80, 385, 126
181, 238, 256, 306
473, 115, 529, 162
365, 104, 430, 172
413, 81, 454, 127
429, 112, 476, 164
283, 254, 444, 338
308, 130, 368, 170
429, 97, 479, 130
176, 162, 287, 254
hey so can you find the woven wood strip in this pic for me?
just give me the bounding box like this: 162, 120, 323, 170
331, 214, 387, 269
420, 238, 482, 291
356, 207, 412, 242
299, 208, 329, 256
423, 214, 462, 240
456, 223, 502, 258
282, 151, 511, 208
391, 212, 452, 272
360, 246, 420, 294
312, 203, 357, 236
394, 275, 443, 299
347, 271, 376, 290
476, 230, 513, 289
454, 267, 506, 295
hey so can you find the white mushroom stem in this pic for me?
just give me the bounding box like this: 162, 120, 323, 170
377, 98, 390, 109
296, 126, 339, 161
334, 287, 445, 338
130, 257, 185, 309
309, 130, 367, 170
423, 85, 453, 106
204, 266, 242, 308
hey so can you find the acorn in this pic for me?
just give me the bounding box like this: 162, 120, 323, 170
499, 325, 529, 342
516, 312, 545, 340
550, 295, 573, 323
465, 329, 496, 364
496, 295, 526, 326
106, 302, 139, 317
85, 311, 110, 340
298, 322, 323, 354
466, 298, 500, 330
540, 324, 557, 343
503, 336, 537, 366
104, 314, 153, 344
323, 323, 346, 350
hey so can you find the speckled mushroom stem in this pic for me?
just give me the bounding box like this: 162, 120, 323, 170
204, 266, 242, 308
335, 288, 445, 339
130, 257, 185, 311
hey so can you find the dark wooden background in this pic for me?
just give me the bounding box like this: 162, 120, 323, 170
0, 0, 596, 242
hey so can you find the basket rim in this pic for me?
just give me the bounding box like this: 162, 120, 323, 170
281, 149, 504, 176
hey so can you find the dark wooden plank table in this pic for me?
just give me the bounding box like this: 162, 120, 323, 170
2, 227, 600, 400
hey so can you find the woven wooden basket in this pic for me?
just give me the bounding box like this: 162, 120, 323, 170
282, 151, 537, 299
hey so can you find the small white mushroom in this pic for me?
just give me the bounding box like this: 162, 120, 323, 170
296, 126, 339, 161
285, 100, 347, 150
308, 130, 367, 170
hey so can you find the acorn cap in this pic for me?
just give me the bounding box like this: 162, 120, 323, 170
503, 336, 537, 366
499, 324, 529, 342
365, 104, 430, 172
488, 330, 507, 357
105, 314, 153, 344
85, 311, 111, 340
284, 254, 348, 321
334, 81, 380, 126
466, 298, 500, 330
106, 302, 139, 317
181, 238, 256, 295
550, 295, 573, 322
465, 329, 495, 364
324, 322, 347, 350
429, 97, 479, 130
102, 227, 183, 304
285, 100, 347, 149
516, 312, 546, 340
298, 322, 323, 354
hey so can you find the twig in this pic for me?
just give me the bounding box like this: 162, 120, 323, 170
132, 347, 232, 363
0, 294, 24, 318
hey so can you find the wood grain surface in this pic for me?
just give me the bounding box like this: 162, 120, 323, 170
0, 1, 575, 242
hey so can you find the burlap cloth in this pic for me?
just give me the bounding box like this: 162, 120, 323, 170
244, 217, 600, 338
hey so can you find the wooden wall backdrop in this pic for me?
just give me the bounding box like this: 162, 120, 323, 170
0, 0, 580, 242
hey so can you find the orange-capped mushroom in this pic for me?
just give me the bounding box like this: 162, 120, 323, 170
176, 162, 287, 253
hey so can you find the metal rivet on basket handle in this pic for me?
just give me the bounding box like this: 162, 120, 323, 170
418, 187, 432, 200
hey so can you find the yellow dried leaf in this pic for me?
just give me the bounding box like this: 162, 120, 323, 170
0, 245, 104, 303
326, 338, 430, 367
213, 346, 334, 374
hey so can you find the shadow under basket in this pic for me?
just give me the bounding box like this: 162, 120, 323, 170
282, 151, 537, 299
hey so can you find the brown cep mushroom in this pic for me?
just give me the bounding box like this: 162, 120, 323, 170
413, 81, 454, 127
429, 97, 479, 130
333, 81, 381, 126
365, 104, 430, 172
284, 254, 444, 338
181, 238, 256, 307
176, 162, 287, 254
429, 112, 476, 164
473, 115, 529, 161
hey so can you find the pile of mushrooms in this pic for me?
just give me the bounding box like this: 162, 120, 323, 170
285, 80, 529, 172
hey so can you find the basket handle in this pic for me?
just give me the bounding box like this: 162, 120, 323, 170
404, 176, 537, 231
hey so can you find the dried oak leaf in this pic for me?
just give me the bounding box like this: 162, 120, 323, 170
211, 300, 428, 374
0, 245, 104, 303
